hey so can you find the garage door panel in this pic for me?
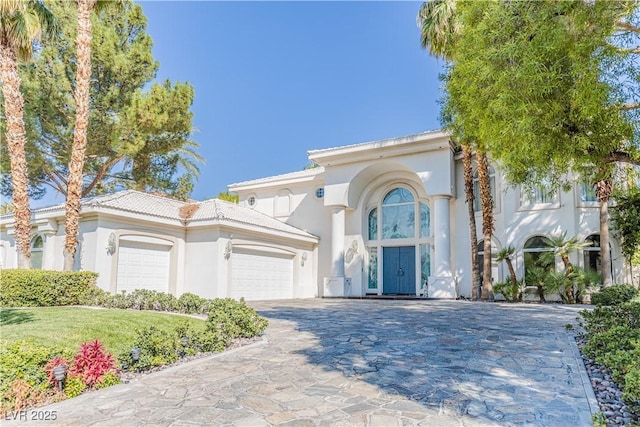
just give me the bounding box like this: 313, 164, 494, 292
230, 252, 293, 301
116, 241, 170, 294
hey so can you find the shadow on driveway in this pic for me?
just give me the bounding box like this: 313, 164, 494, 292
251, 299, 594, 426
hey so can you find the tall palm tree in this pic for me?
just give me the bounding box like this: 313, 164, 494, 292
63, 0, 116, 270
0, 0, 56, 269
477, 152, 495, 300
462, 146, 481, 299
418, 0, 493, 300
417, 0, 459, 59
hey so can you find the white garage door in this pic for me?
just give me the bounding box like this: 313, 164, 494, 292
116, 241, 171, 294
230, 251, 293, 300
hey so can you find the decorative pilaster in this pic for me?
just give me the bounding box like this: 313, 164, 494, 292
429, 195, 457, 298
324, 206, 346, 296
330, 206, 346, 277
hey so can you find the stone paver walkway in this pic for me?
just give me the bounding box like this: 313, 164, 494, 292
4, 300, 597, 426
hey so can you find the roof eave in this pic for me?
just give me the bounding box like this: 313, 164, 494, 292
309, 131, 454, 167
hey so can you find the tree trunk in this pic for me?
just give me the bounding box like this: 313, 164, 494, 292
477, 152, 494, 300
0, 45, 32, 269
505, 258, 521, 301
505, 258, 517, 287
560, 254, 575, 303
64, 0, 96, 271
462, 145, 480, 300
596, 178, 613, 287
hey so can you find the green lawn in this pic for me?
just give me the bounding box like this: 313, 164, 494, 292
0, 307, 207, 355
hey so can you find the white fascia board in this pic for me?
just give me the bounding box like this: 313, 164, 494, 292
228, 169, 324, 193
308, 131, 453, 167
91, 208, 184, 228
187, 218, 319, 245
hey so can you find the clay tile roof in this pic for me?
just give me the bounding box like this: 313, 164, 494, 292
19, 190, 316, 239
191, 198, 316, 238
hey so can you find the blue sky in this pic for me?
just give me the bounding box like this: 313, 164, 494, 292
34, 1, 444, 206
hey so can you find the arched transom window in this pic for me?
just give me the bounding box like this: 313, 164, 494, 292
368, 188, 430, 241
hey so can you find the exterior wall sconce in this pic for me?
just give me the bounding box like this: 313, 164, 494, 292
53, 365, 67, 392
106, 233, 116, 255
300, 252, 308, 266
224, 240, 233, 260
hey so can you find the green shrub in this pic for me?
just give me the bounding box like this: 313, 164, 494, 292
95, 371, 120, 389
190, 328, 228, 353
206, 298, 268, 340
493, 279, 522, 302
177, 292, 210, 314
63, 376, 85, 398
579, 301, 640, 334
119, 326, 179, 371
0, 270, 101, 307
591, 284, 639, 307
583, 325, 640, 363
580, 300, 640, 410
0, 341, 72, 397
622, 366, 640, 407
100, 289, 178, 312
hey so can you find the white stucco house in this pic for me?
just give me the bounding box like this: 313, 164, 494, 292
0, 130, 633, 300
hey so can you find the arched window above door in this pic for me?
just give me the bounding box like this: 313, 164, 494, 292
382, 188, 415, 239
367, 187, 430, 241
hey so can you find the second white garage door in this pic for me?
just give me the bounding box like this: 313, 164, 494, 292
230, 251, 293, 300
116, 240, 171, 294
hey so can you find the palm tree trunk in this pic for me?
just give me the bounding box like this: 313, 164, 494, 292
462, 145, 480, 300
0, 45, 31, 269
596, 178, 613, 287
504, 258, 521, 301
505, 258, 517, 287
64, 0, 96, 271
560, 254, 575, 303
477, 152, 494, 300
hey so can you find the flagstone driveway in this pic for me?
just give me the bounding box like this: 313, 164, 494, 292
5, 299, 597, 426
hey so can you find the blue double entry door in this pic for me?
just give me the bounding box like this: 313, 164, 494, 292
382, 246, 416, 295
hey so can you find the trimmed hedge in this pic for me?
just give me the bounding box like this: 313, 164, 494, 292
0, 270, 101, 307
590, 284, 639, 307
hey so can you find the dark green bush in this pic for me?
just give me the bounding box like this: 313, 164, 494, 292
0, 270, 101, 307
591, 284, 639, 307
580, 300, 640, 410
583, 325, 640, 363
206, 298, 268, 340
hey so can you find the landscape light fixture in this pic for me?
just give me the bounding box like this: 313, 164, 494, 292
130, 347, 141, 362
52, 365, 67, 392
